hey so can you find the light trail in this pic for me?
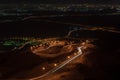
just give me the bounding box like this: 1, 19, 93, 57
29, 46, 83, 80
33, 46, 53, 52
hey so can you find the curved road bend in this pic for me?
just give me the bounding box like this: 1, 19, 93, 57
29, 46, 84, 80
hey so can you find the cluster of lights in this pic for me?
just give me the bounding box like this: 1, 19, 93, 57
37, 40, 89, 75
30, 44, 46, 50
41, 63, 58, 71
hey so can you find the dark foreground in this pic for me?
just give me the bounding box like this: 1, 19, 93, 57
0, 14, 120, 80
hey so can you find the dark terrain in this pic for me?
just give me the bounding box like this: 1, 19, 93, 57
0, 14, 120, 38
0, 14, 120, 80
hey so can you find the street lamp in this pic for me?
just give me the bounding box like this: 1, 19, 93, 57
42, 67, 46, 70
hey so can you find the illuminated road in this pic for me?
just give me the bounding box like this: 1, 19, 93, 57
33, 46, 53, 52
29, 46, 84, 80
32, 46, 63, 58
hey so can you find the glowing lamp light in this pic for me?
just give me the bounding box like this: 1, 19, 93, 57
54, 63, 57, 67
42, 67, 46, 70
81, 42, 85, 46
74, 53, 77, 55
67, 56, 70, 59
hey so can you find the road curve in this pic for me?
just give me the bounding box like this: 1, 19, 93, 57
29, 46, 83, 80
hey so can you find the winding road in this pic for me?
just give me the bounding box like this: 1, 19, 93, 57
29, 46, 84, 80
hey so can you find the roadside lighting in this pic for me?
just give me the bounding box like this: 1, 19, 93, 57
81, 42, 85, 46
86, 40, 89, 43
67, 56, 70, 59
74, 53, 77, 55
42, 67, 46, 70
54, 63, 57, 67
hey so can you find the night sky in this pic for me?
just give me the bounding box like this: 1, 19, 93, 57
0, 0, 120, 4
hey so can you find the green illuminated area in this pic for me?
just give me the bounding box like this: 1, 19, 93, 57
1, 39, 48, 47
3, 40, 29, 47
0, 37, 50, 52
3, 41, 20, 46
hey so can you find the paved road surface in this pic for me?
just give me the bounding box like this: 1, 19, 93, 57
29, 46, 83, 80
